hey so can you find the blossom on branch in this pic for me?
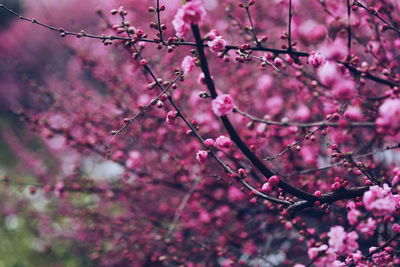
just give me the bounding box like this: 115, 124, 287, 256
211, 94, 235, 116
173, 0, 206, 37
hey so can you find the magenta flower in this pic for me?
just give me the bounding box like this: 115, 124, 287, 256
211, 94, 235, 116
208, 36, 226, 53
215, 135, 232, 149
363, 184, 399, 217
375, 98, 400, 135
196, 150, 208, 163
173, 0, 206, 38
181, 56, 196, 74
307, 51, 326, 68
328, 226, 359, 255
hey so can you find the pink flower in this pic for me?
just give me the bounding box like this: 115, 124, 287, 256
196, 150, 208, 163
319, 38, 348, 61
344, 106, 363, 121
328, 226, 359, 255
356, 218, 376, 236
261, 182, 272, 193
126, 150, 141, 168
393, 223, 400, 233
317, 61, 341, 86
173, 0, 206, 38
181, 56, 196, 74
166, 111, 178, 125
204, 138, 214, 147
297, 20, 327, 45
211, 94, 235, 116
205, 29, 220, 40
346, 201, 361, 225
307, 51, 326, 68
257, 74, 273, 92
375, 98, 400, 135
215, 135, 232, 149
268, 175, 280, 187
333, 79, 356, 100
307, 245, 338, 267
370, 248, 392, 265
363, 184, 399, 217
207, 36, 226, 53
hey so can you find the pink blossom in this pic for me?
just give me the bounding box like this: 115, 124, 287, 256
228, 186, 246, 201
328, 226, 359, 255
319, 38, 348, 61
205, 29, 220, 40
268, 175, 280, 187
215, 135, 232, 149
344, 106, 363, 121
333, 79, 356, 100
181, 56, 196, 74
166, 111, 178, 125
347, 205, 361, 225
173, 1, 206, 38
363, 184, 399, 217
196, 150, 208, 163
126, 150, 141, 168
356, 218, 376, 236
297, 20, 327, 45
307, 51, 326, 68
211, 94, 235, 116
257, 74, 273, 92
294, 104, 311, 122
207, 36, 226, 53
317, 61, 341, 86
393, 223, 400, 233
307, 245, 338, 267
370, 247, 392, 265
265, 95, 283, 116
375, 98, 400, 135
204, 138, 214, 147
261, 182, 272, 193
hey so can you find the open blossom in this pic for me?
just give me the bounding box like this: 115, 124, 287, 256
308, 51, 326, 68
205, 29, 220, 40
333, 79, 356, 100
173, 0, 206, 38
196, 150, 208, 163
375, 98, 400, 135
356, 218, 376, 236
181, 56, 196, 74
297, 19, 327, 45
317, 61, 341, 86
215, 135, 232, 149
363, 184, 399, 217
328, 226, 359, 255
211, 94, 235, 116
307, 245, 339, 267
208, 36, 226, 53
370, 248, 392, 265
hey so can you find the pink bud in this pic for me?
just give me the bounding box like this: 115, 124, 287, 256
261, 182, 272, 193
268, 175, 280, 187
196, 150, 208, 163
204, 138, 214, 147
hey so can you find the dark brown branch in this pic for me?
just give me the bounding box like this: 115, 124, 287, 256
288, 0, 293, 51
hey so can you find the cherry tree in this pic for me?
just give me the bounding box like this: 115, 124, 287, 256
0, 0, 400, 265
